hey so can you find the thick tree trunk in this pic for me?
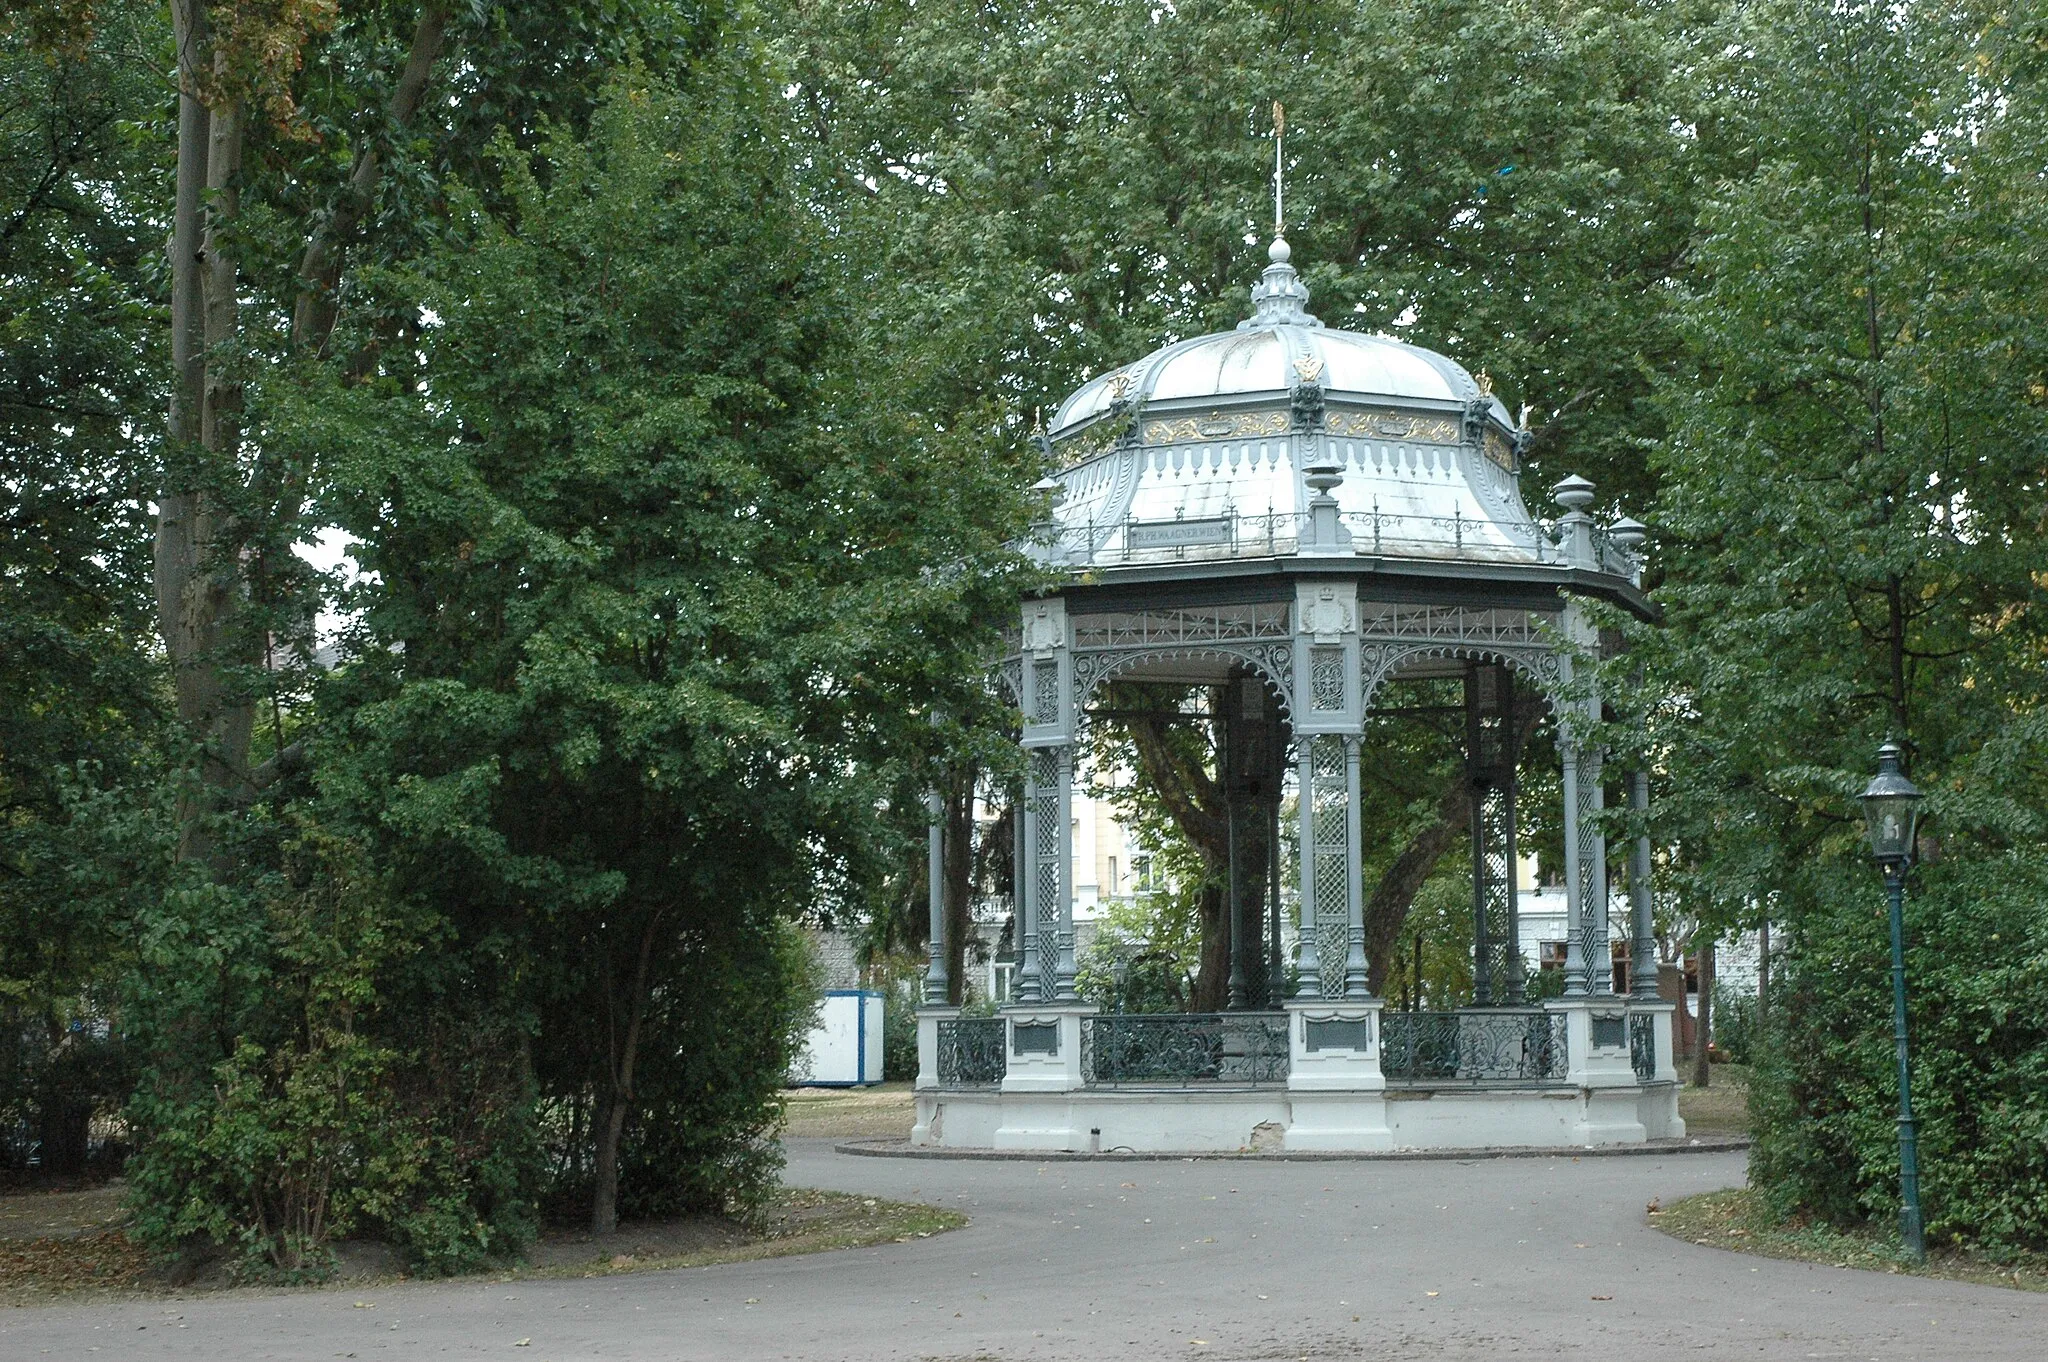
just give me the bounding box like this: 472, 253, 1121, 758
1691, 939, 1715, 1088
1119, 694, 1231, 1007
1363, 774, 1470, 995
941, 776, 976, 1006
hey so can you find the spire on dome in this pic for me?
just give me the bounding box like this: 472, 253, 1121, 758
1240, 102, 1322, 330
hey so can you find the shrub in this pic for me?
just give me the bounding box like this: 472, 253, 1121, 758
1748, 852, 2048, 1257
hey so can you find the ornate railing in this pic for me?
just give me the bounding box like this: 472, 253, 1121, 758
936, 1017, 1006, 1090
1629, 1012, 1657, 1082
1040, 508, 1558, 569
1083, 1013, 1289, 1088
1380, 1009, 1569, 1085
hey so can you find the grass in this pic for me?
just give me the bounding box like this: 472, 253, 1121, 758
1677, 1061, 1750, 1135
1651, 1187, 2048, 1293
780, 1080, 915, 1140
0, 1185, 963, 1306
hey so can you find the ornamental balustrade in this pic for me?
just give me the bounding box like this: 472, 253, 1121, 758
1379, 1009, 1569, 1086
1081, 1013, 1289, 1088
1040, 507, 1562, 569
935, 1017, 1006, 1090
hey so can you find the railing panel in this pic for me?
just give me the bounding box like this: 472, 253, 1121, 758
936, 1017, 1006, 1090
1380, 1010, 1568, 1086
1083, 1013, 1289, 1088
1629, 1012, 1657, 1082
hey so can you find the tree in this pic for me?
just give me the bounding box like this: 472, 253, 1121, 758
1642, 0, 2048, 1248
309, 60, 1028, 1233
0, 2, 166, 1174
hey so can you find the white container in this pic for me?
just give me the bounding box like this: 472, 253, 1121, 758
789, 989, 884, 1086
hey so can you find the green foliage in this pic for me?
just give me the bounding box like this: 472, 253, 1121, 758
1748, 854, 2048, 1258
1639, 0, 2048, 1252
1711, 982, 1757, 1066
0, 1, 165, 1175
880, 978, 920, 1081
119, 819, 536, 1278
607, 920, 819, 1223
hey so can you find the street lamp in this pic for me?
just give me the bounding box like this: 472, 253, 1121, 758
1858, 739, 1926, 1264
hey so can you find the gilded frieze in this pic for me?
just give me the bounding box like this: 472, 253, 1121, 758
1323, 408, 1461, 444
1142, 409, 1290, 444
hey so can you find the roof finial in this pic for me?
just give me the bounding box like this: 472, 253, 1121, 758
1272, 101, 1286, 238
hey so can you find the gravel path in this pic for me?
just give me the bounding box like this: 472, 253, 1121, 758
4, 1140, 2041, 1360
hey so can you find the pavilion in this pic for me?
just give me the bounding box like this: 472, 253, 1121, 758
912, 229, 1682, 1152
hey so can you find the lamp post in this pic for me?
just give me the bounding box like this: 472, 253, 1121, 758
1858, 740, 1926, 1264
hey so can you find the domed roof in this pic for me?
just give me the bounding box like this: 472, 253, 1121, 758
1036, 237, 1563, 573
1050, 239, 1512, 436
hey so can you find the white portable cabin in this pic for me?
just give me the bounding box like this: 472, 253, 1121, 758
789, 989, 884, 1086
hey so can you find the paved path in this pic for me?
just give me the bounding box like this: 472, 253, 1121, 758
6, 1141, 2043, 1360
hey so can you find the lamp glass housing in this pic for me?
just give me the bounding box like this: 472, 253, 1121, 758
1859, 742, 1924, 865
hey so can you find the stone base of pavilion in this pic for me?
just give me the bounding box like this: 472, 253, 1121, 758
913, 999, 1684, 1155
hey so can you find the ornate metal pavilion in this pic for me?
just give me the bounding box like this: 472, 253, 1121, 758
913, 234, 1683, 1152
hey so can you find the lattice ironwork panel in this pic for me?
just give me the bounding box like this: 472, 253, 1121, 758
1309, 736, 1351, 1000
1083, 1013, 1289, 1087
1474, 784, 1523, 1004
936, 1017, 1006, 1089
1574, 752, 1605, 992
1380, 1010, 1569, 1085
1027, 749, 1062, 1000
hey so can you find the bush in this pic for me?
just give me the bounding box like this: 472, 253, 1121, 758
1748, 852, 2048, 1258
881, 977, 920, 1080
122, 821, 538, 1280
1712, 983, 1758, 1066
601, 917, 819, 1224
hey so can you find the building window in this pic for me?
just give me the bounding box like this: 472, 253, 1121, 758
1106, 856, 1119, 896
1538, 940, 1568, 972
990, 960, 1014, 1003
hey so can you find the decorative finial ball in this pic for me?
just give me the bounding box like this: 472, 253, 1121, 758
1269, 235, 1292, 264
1552, 473, 1596, 511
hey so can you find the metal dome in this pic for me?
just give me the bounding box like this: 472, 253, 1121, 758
1038, 237, 1564, 573
1052, 239, 1509, 437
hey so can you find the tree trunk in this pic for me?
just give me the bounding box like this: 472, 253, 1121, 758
1118, 690, 1231, 1007
942, 776, 976, 1005
1691, 938, 1715, 1088
291, 3, 451, 352
592, 913, 661, 1235
1756, 917, 1769, 1032
1363, 773, 1470, 994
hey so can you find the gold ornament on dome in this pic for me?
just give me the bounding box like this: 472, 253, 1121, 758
1323, 408, 1461, 444
1142, 409, 1290, 444
1293, 354, 1325, 384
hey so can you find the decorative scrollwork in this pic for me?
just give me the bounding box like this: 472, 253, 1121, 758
1071, 644, 1293, 718
1361, 640, 1565, 717
936, 1017, 1006, 1089
1380, 1010, 1569, 1085
1083, 1013, 1289, 1087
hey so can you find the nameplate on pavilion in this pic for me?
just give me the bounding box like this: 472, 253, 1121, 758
1127, 517, 1232, 550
